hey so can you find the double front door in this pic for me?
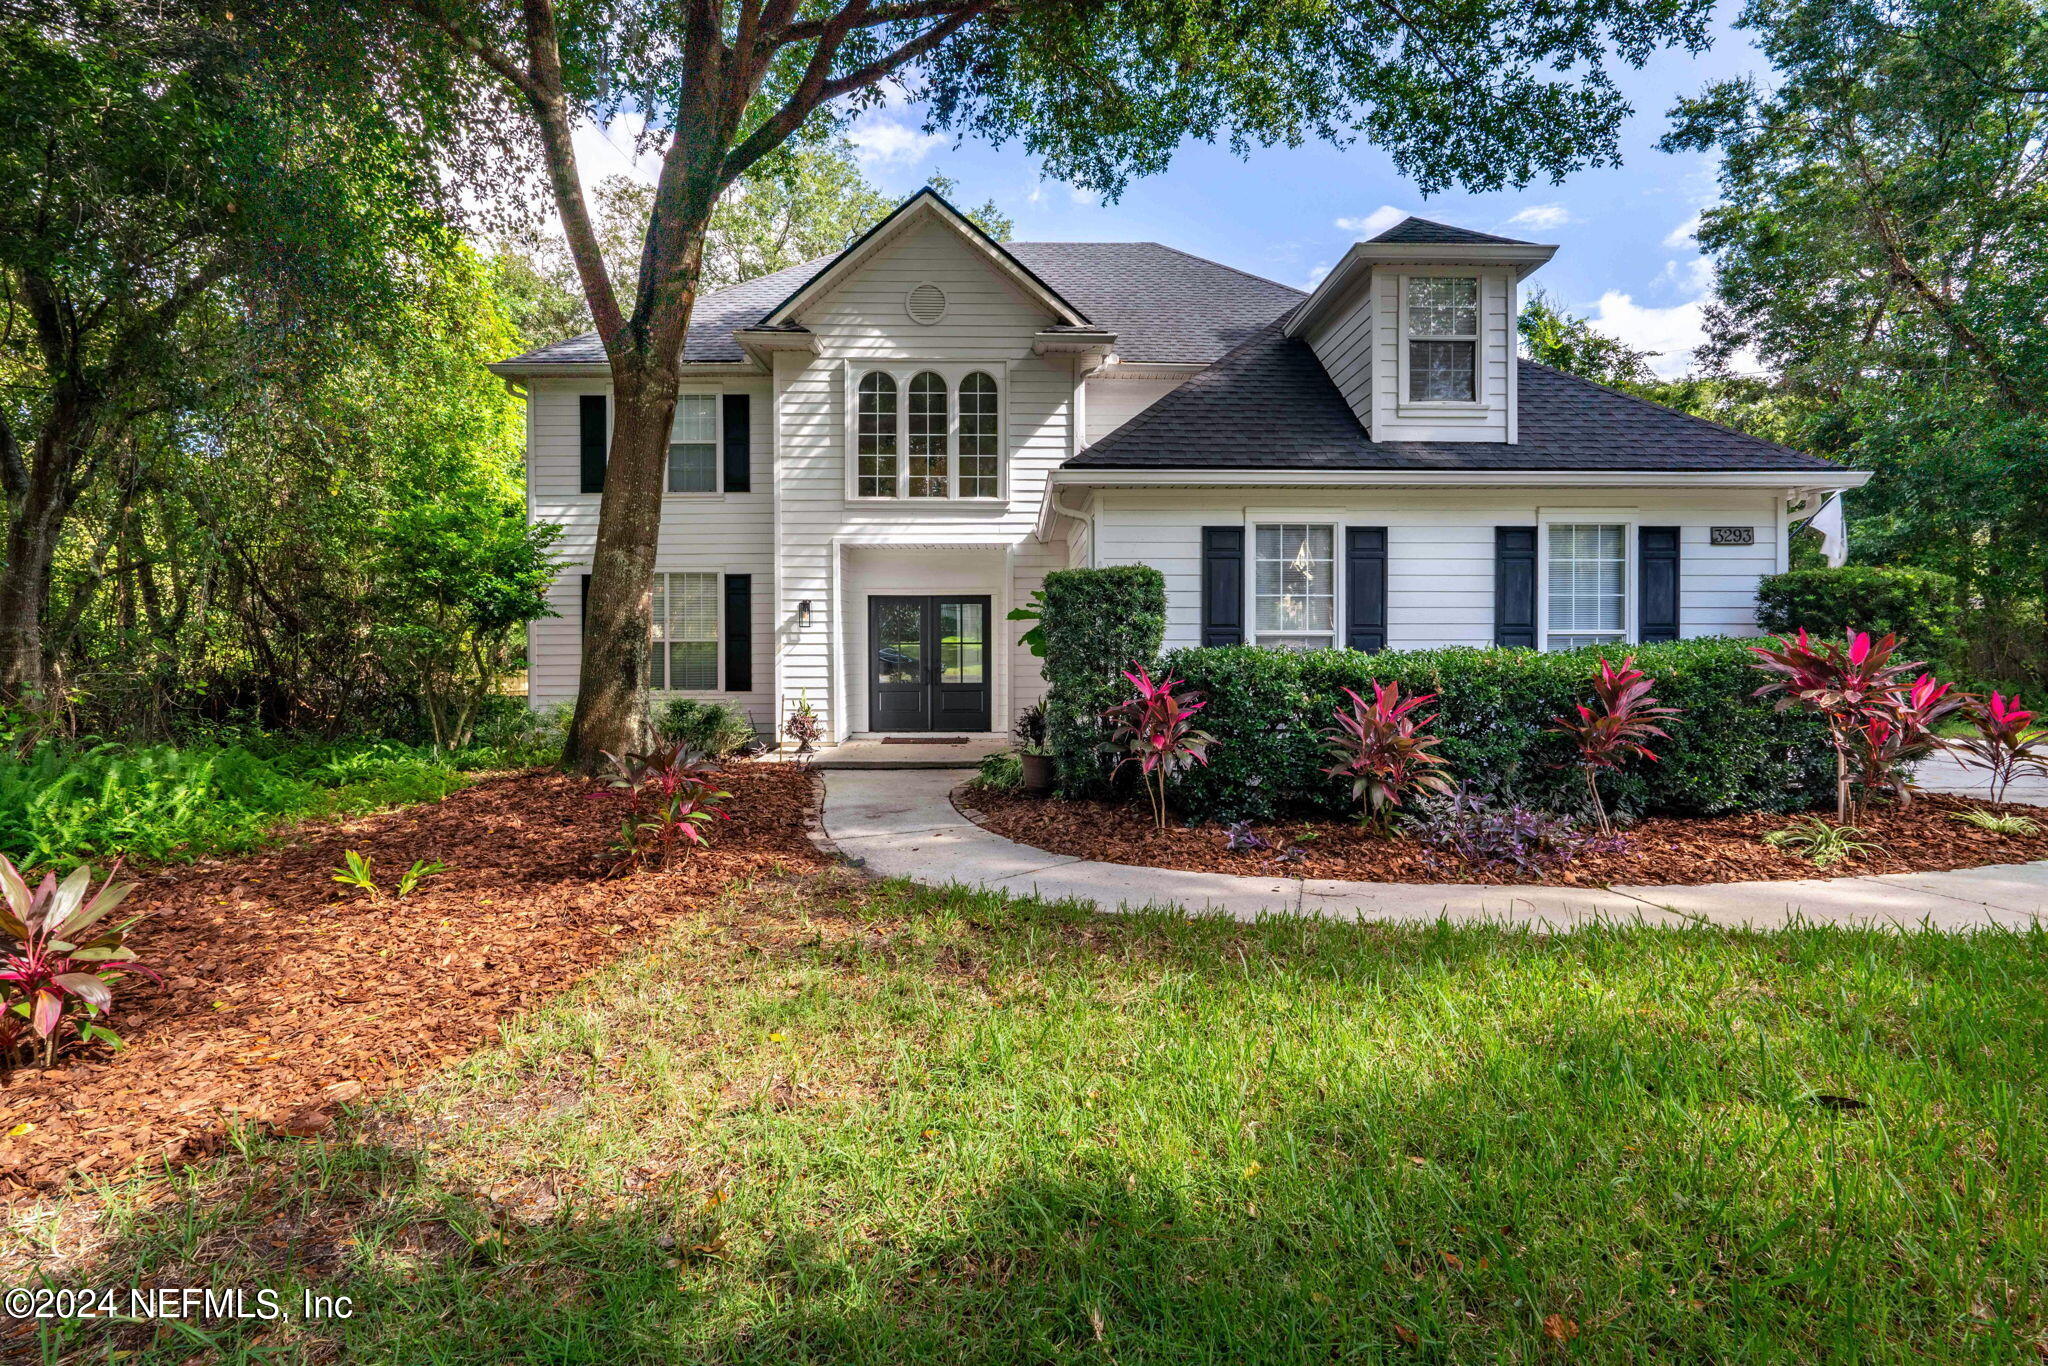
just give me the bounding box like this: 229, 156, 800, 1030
868, 595, 992, 732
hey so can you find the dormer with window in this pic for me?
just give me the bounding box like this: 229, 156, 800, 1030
1285, 218, 1556, 445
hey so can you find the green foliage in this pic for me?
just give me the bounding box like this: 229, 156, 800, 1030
654, 699, 759, 760
1754, 567, 1961, 658
0, 738, 480, 870
1951, 809, 2040, 837
1763, 816, 1883, 869
333, 851, 446, 901
1038, 567, 1167, 795
1518, 289, 1659, 388
1156, 638, 1835, 823
970, 751, 1024, 792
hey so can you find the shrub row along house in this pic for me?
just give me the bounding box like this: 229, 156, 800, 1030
493, 190, 1865, 743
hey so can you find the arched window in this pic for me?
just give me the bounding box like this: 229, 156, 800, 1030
958, 372, 999, 498
857, 372, 898, 498
908, 371, 948, 498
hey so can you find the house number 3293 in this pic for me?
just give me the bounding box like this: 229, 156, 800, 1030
1709, 526, 1755, 546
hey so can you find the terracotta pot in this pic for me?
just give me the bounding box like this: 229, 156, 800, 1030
1019, 752, 1053, 793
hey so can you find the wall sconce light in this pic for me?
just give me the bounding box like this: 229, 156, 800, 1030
797, 600, 813, 628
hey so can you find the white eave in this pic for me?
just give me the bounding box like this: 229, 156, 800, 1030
1048, 467, 1871, 490
1284, 239, 1559, 339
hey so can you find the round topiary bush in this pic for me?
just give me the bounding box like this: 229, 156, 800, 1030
1754, 566, 1960, 656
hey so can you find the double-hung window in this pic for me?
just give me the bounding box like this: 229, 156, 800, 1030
852, 369, 1002, 499
1254, 524, 1336, 650
667, 395, 719, 493
648, 571, 720, 690
1406, 276, 1480, 403
1546, 524, 1627, 650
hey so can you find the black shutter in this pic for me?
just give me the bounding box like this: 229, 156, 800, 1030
724, 574, 752, 692
722, 394, 751, 493
1494, 526, 1538, 647
1200, 527, 1245, 647
1344, 526, 1388, 652
578, 394, 607, 493
1639, 525, 1680, 643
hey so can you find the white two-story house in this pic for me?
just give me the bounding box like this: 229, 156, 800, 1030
493, 189, 1864, 744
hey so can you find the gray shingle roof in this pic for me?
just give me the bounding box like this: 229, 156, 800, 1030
498, 241, 1305, 368
1066, 322, 1842, 474
1368, 216, 1535, 247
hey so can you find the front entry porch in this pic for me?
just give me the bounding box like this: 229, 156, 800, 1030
809, 733, 1010, 770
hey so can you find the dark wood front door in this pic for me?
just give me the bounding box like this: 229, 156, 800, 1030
868, 595, 993, 732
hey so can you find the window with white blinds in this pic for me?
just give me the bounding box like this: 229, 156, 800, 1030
667, 395, 718, 493
648, 572, 719, 690
1546, 524, 1627, 650
1254, 524, 1336, 650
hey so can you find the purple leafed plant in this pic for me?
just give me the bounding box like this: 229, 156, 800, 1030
0, 857, 153, 1072
1103, 665, 1214, 831
1321, 682, 1454, 833
1547, 656, 1683, 836
1409, 787, 1621, 879
595, 741, 733, 868
1222, 821, 1270, 854
1950, 691, 2048, 803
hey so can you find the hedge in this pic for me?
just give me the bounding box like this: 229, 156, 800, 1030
1039, 565, 1166, 794
1755, 567, 1960, 658
1156, 638, 1836, 824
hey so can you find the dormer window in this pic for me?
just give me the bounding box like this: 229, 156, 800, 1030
1406, 276, 1479, 402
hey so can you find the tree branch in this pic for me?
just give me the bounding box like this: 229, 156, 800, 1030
775, 0, 989, 47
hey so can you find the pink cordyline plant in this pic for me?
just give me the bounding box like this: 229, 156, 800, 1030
1321, 682, 1453, 832
1950, 691, 2048, 803
594, 741, 733, 868
0, 857, 152, 1072
1749, 629, 1949, 822
1103, 665, 1214, 831
1547, 656, 1683, 837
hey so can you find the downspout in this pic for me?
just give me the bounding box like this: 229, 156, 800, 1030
1038, 480, 1094, 566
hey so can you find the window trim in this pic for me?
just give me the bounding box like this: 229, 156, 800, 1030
664, 392, 727, 498
647, 569, 726, 693
1396, 271, 1486, 412
845, 361, 1010, 504
1247, 520, 1341, 652
1537, 514, 1639, 652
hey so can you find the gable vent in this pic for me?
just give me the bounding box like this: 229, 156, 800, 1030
906, 282, 947, 325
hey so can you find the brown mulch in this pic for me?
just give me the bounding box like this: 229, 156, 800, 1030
0, 762, 827, 1200
959, 786, 2048, 887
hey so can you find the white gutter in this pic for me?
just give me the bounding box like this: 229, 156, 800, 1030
485, 360, 766, 379
1049, 467, 1872, 491
1034, 482, 1094, 543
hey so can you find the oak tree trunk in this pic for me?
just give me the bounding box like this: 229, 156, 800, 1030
0, 401, 93, 704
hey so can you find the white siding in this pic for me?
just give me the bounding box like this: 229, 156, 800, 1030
1303, 278, 1375, 428
524, 376, 778, 730
1082, 372, 1188, 445
1368, 266, 1515, 443
1090, 486, 1785, 651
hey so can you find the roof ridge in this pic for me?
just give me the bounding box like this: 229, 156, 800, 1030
1139, 242, 1306, 295
1515, 356, 1816, 461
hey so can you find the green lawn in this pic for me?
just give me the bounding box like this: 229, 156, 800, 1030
13, 872, 2048, 1363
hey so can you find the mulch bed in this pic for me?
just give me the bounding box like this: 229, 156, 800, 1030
959, 786, 2048, 886
0, 763, 826, 1200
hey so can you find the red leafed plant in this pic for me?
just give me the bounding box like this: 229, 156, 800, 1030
0, 857, 153, 1072
1321, 682, 1453, 832
1103, 665, 1214, 830
1547, 656, 1683, 837
1852, 673, 1965, 809
1951, 691, 2048, 803
1749, 629, 1942, 822
595, 741, 733, 868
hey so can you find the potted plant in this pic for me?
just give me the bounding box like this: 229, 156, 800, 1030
1013, 703, 1054, 792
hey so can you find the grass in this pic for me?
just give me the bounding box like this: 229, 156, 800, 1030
10, 872, 2047, 1362
0, 716, 563, 870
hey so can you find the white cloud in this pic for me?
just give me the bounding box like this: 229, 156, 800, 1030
1587, 291, 1707, 379
1335, 205, 1408, 238
1662, 213, 1703, 249
1502, 203, 1573, 232
848, 111, 943, 168
571, 114, 661, 184
1305, 262, 1333, 287
1658, 255, 1716, 296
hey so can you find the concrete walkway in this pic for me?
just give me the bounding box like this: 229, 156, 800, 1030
1913, 749, 2048, 806
821, 769, 2048, 931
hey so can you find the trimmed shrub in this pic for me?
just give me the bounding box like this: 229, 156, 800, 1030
655, 699, 758, 759
1039, 566, 1166, 794
1755, 567, 1960, 657
1159, 638, 1835, 823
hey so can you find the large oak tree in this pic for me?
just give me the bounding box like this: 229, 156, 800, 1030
395, 0, 1716, 768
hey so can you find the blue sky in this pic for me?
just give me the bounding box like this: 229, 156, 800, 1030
574, 3, 1765, 377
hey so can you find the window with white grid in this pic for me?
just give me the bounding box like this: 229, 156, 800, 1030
667, 395, 718, 493
648, 572, 719, 690
857, 373, 898, 498
958, 371, 999, 498
1254, 524, 1335, 650
1406, 276, 1479, 403
1546, 524, 1626, 650
852, 369, 1001, 499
